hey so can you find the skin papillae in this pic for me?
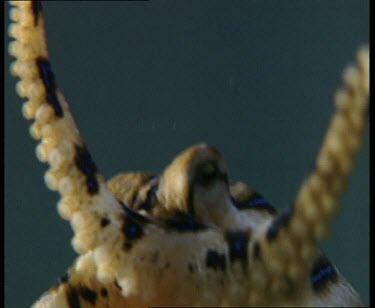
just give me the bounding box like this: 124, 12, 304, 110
8, 1, 369, 307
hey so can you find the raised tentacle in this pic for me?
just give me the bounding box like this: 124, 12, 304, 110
255, 47, 369, 300
8, 1, 368, 306
8, 0, 123, 255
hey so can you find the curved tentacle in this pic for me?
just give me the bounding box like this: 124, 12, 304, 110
8, 0, 123, 255
8, 1, 368, 307
255, 47, 369, 299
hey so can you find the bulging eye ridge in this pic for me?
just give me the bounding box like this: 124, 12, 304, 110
193, 161, 226, 187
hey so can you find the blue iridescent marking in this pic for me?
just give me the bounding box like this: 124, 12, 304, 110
165, 216, 206, 232
88, 181, 97, 190
119, 202, 150, 250
128, 225, 139, 236
248, 198, 268, 206
267, 205, 293, 241
234, 241, 242, 251
231, 194, 277, 214
311, 255, 338, 291
74, 144, 99, 194
226, 231, 249, 265
36, 57, 63, 117
312, 266, 334, 285
185, 220, 194, 229
162, 211, 206, 232
140, 182, 158, 211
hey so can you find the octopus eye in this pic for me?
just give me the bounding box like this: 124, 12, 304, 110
193, 161, 226, 187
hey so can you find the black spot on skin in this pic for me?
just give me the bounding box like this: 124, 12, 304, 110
120, 202, 206, 245
122, 215, 144, 251
74, 144, 99, 195
206, 249, 226, 271
253, 242, 261, 260
101, 217, 110, 227
131, 191, 139, 205
100, 287, 108, 298
188, 263, 195, 273
120, 202, 148, 251
311, 255, 338, 292
231, 192, 277, 215
132, 175, 158, 208
78, 286, 97, 305
267, 205, 294, 241
226, 231, 250, 267
139, 182, 158, 211
66, 286, 81, 308
31, 0, 42, 26
121, 201, 151, 224
164, 212, 207, 232
36, 57, 64, 117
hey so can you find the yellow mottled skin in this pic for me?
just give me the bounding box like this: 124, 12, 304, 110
9, 1, 368, 307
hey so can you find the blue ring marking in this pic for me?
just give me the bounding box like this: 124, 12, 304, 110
164, 216, 206, 232
120, 202, 147, 250
266, 205, 294, 241
231, 194, 277, 214
247, 198, 269, 206
225, 231, 249, 265
74, 144, 99, 195
36, 57, 64, 117
140, 182, 159, 211
311, 255, 338, 291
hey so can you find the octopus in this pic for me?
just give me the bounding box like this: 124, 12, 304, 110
6, 1, 369, 307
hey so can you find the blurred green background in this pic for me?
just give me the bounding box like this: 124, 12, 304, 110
4, 1, 369, 307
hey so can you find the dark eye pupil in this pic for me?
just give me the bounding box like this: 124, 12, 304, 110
195, 163, 218, 186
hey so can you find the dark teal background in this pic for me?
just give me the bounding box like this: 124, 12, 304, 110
5, 1, 369, 307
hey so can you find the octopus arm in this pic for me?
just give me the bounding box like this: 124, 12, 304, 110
8, 0, 124, 256
253, 47, 368, 305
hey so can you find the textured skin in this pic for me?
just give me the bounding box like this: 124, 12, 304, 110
8, 1, 368, 307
